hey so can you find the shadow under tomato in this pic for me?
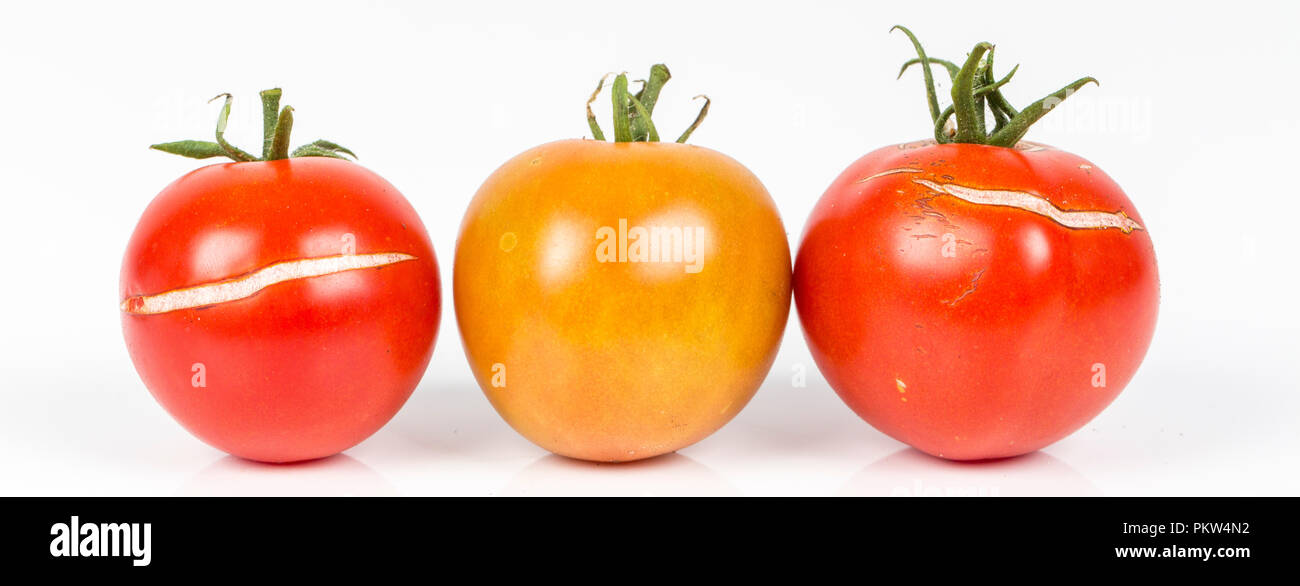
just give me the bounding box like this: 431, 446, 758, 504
384, 381, 528, 459
713, 373, 899, 458
499, 452, 739, 496
174, 453, 397, 496
838, 447, 1101, 497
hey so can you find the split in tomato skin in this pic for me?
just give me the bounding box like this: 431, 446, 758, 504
455, 137, 791, 463
122, 158, 441, 463
794, 29, 1159, 460
123, 92, 440, 463
795, 140, 1158, 460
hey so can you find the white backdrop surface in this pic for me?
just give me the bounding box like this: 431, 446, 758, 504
0, 1, 1296, 495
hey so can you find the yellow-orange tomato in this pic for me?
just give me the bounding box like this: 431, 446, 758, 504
455, 139, 791, 462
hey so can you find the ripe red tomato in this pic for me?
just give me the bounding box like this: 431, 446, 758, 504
454, 68, 791, 462
794, 29, 1159, 460
121, 91, 440, 463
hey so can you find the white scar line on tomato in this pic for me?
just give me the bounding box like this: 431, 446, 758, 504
857, 168, 1142, 232
911, 178, 1143, 233
856, 167, 922, 183
121, 253, 416, 315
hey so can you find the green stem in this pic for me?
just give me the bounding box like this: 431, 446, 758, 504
154, 90, 357, 162
979, 59, 1017, 131
987, 77, 1098, 147
933, 104, 955, 143
973, 49, 997, 134
951, 42, 993, 143
260, 88, 282, 159
891, 25, 943, 124
268, 106, 294, 160
626, 93, 659, 142
891, 26, 1096, 147
631, 64, 670, 141
975, 63, 1018, 97
898, 57, 960, 81
586, 64, 707, 144
586, 73, 612, 141
210, 94, 257, 162
676, 95, 710, 143
610, 73, 633, 142
987, 86, 1020, 120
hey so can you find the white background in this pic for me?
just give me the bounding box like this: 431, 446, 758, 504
1, 0, 1296, 496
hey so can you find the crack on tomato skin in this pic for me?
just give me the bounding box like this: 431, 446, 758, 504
121, 252, 417, 315
856, 167, 922, 184
912, 178, 1143, 233
942, 268, 986, 307
858, 166, 1143, 234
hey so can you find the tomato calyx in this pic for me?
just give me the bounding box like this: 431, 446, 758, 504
892, 25, 1098, 148
584, 64, 711, 144
150, 88, 357, 162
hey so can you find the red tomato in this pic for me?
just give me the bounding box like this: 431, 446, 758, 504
121, 157, 441, 463
794, 139, 1158, 460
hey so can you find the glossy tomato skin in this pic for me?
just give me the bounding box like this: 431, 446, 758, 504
121, 157, 441, 463
455, 139, 791, 462
794, 140, 1158, 460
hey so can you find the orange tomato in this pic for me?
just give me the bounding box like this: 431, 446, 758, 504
455, 139, 790, 462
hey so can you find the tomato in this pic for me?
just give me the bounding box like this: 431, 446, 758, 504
793, 29, 1159, 460
121, 91, 440, 463
455, 67, 790, 462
